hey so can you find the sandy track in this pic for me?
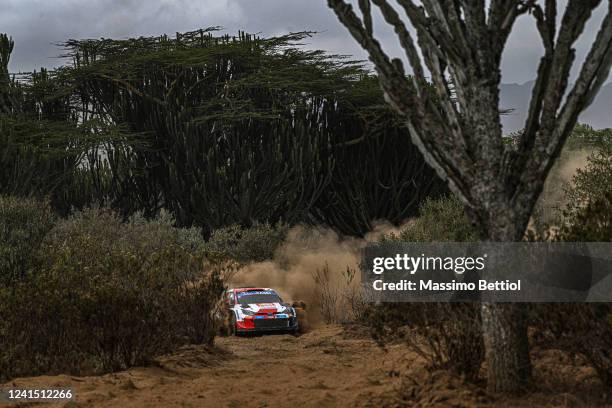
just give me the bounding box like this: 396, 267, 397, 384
1, 326, 406, 408
4, 326, 610, 408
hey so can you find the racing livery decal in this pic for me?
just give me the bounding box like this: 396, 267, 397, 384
224, 287, 299, 334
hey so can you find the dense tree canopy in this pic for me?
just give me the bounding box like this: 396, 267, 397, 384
0, 29, 444, 236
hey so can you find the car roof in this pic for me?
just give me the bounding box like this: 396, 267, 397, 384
229, 287, 274, 293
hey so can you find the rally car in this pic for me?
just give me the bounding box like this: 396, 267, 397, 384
223, 287, 299, 335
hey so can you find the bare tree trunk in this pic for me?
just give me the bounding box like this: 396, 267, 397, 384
482, 303, 531, 392
477, 203, 533, 392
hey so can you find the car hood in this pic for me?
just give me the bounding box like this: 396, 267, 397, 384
239, 303, 288, 313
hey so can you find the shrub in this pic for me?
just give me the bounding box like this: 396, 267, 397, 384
534, 125, 611, 224
385, 196, 478, 243
0, 207, 224, 380
557, 191, 612, 241
368, 196, 484, 382
557, 141, 612, 241
0, 195, 55, 284
529, 141, 612, 387
205, 223, 288, 263
365, 302, 484, 382
313, 264, 363, 324
530, 304, 612, 387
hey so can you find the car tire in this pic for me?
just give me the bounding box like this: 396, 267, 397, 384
229, 314, 238, 336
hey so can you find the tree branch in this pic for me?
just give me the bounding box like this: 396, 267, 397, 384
371, 0, 426, 93
328, 0, 476, 205
512, 0, 612, 222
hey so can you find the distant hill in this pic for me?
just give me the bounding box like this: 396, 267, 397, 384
500, 81, 612, 134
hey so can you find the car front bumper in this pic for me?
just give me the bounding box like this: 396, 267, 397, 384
236, 316, 298, 333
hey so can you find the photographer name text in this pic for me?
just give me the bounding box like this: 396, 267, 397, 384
372, 279, 521, 292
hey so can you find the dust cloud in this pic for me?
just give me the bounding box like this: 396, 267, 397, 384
229, 221, 405, 324
230, 145, 591, 320
537, 147, 592, 221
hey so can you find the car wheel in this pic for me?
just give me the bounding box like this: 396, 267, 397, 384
229, 314, 238, 336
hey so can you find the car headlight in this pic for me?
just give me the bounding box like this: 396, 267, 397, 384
241, 308, 255, 316
282, 307, 294, 317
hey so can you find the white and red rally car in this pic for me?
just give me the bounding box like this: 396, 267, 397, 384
224, 287, 299, 335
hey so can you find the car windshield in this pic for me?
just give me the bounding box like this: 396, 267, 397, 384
237, 291, 281, 305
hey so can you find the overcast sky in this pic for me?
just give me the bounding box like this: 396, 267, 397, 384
1, 0, 609, 84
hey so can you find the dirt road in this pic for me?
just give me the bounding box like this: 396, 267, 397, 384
4, 326, 610, 408
2, 326, 408, 408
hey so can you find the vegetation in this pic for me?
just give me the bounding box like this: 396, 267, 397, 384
0, 206, 224, 380
1, 8, 611, 398
0, 27, 445, 382
370, 197, 483, 382
361, 130, 612, 388
531, 303, 612, 387
0, 30, 443, 237
205, 223, 288, 263
0, 195, 55, 284
558, 135, 612, 241
383, 196, 477, 243
528, 136, 612, 387
328, 0, 612, 392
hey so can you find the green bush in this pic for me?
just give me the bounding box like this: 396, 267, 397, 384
558, 191, 611, 241
385, 196, 477, 243
205, 223, 288, 263
0, 195, 55, 284
0, 207, 224, 380
558, 141, 612, 241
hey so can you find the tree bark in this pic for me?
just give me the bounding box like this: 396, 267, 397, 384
481, 303, 532, 392
477, 199, 533, 393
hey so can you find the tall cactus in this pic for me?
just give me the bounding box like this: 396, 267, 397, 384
57, 29, 443, 235
0, 34, 14, 114
0, 34, 89, 210
2, 29, 443, 235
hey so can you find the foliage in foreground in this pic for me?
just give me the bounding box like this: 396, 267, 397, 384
0, 207, 224, 380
